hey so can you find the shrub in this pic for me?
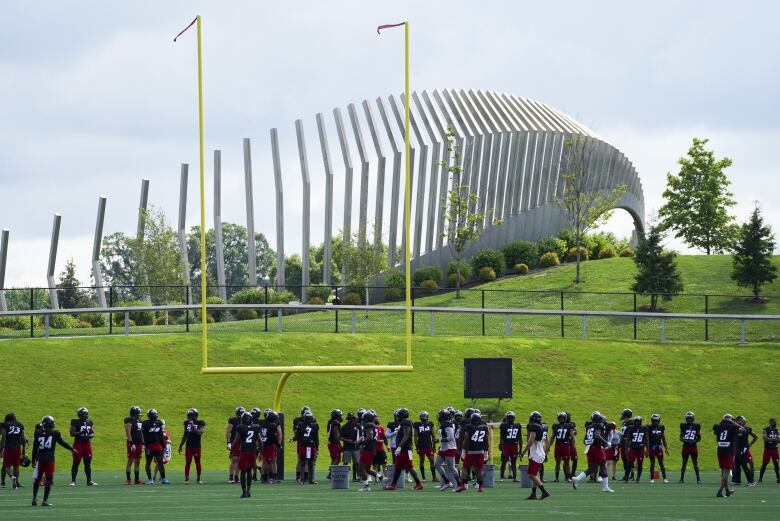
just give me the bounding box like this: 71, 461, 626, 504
478, 266, 497, 282
620, 247, 636, 257
0, 316, 29, 330
446, 260, 471, 280
115, 300, 154, 326
565, 247, 589, 263
537, 238, 567, 260
305, 285, 332, 303
502, 241, 538, 269
235, 309, 258, 321
154, 316, 168, 326
514, 263, 529, 275
229, 288, 266, 305
413, 266, 442, 287
77, 312, 106, 328
447, 273, 466, 288
196, 296, 226, 322
384, 268, 406, 288
342, 291, 363, 305
471, 248, 505, 278
384, 287, 403, 301
598, 245, 617, 259
307, 296, 323, 305
75, 320, 92, 328
589, 232, 617, 259
419, 279, 439, 295
538, 251, 560, 268
49, 314, 78, 329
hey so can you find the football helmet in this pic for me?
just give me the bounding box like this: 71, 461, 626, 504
250, 407, 261, 420
454, 410, 463, 421
419, 411, 429, 422
471, 412, 482, 424
397, 408, 410, 420
41, 415, 55, 429
346, 411, 357, 422
363, 411, 375, 423
301, 406, 311, 415
438, 409, 451, 422
129, 406, 141, 418
187, 408, 199, 420
357, 408, 366, 419
147, 409, 158, 420
650, 414, 661, 424
235, 406, 246, 417
633, 416, 643, 425
266, 411, 279, 423
505, 411, 516, 423
330, 409, 343, 421
770, 418, 777, 428
529, 411, 542, 424
446, 406, 456, 414
20, 454, 31, 468
464, 407, 475, 419
621, 408, 633, 420
685, 411, 695, 423
77, 407, 89, 420
241, 412, 253, 425
303, 411, 314, 423
735, 415, 746, 424
557, 412, 567, 423
723, 413, 734, 422
591, 411, 604, 423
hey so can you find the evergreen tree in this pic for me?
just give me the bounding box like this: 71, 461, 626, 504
631, 225, 684, 310
731, 205, 777, 300
56, 258, 90, 309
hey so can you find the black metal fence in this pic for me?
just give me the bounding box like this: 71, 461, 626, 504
1, 284, 778, 342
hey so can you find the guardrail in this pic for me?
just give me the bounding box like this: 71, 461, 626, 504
1, 303, 778, 343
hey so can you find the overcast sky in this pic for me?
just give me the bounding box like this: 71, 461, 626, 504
1, 0, 778, 287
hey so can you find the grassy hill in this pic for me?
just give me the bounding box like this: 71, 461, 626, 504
1, 331, 778, 472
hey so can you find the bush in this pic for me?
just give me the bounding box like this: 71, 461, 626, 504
538, 251, 560, 268
305, 285, 332, 303
196, 296, 226, 322
115, 300, 154, 326
478, 266, 497, 282
419, 279, 439, 295
342, 291, 363, 305
598, 245, 617, 259
77, 312, 106, 328
49, 314, 78, 329
565, 247, 589, 262
514, 263, 529, 275
384, 287, 403, 301
537, 238, 567, 260
447, 273, 466, 288
620, 247, 636, 257
446, 260, 471, 280
154, 316, 168, 326
471, 248, 505, 278
307, 296, 323, 305
0, 316, 29, 330
229, 288, 266, 305
502, 241, 538, 269
75, 320, 93, 328
235, 309, 258, 321
413, 266, 442, 287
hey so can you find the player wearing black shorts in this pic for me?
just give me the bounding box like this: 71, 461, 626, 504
141, 409, 168, 485
679, 411, 702, 484
31, 416, 76, 507
295, 411, 319, 484
414, 411, 437, 482
232, 412, 261, 498
292, 406, 311, 482
732, 415, 757, 486
759, 418, 779, 483
123, 406, 144, 485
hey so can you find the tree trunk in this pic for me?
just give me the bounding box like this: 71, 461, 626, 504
456, 263, 462, 299
575, 232, 582, 284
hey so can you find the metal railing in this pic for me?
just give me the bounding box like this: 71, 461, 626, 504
1, 302, 778, 344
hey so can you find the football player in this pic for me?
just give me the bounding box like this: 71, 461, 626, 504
566, 412, 579, 477
142, 408, 168, 485
713, 413, 745, 497
386, 408, 423, 490
69, 407, 95, 486
647, 414, 669, 483
357, 411, 382, 491
295, 410, 319, 484
0, 415, 6, 488
624, 416, 648, 483
552, 412, 573, 482
340, 412, 361, 481
434, 409, 459, 490
759, 418, 779, 483
291, 406, 311, 482
124, 406, 144, 485
524, 411, 550, 500
414, 411, 437, 482
226, 406, 245, 484
178, 408, 205, 484
249, 408, 262, 481
2, 412, 27, 489
31, 416, 76, 507
499, 411, 522, 482
572, 411, 614, 493
618, 408, 633, 480
455, 411, 488, 493
732, 415, 757, 486
385, 410, 399, 465
260, 411, 282, 484
679, 411, 702, 484
326, 409, 343, 477
232, 411, 261, 498
372, 412, 388, 479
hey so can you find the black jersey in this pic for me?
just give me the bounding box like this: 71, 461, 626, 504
764, 426, 779, 449
341, 422, 358, 450
361, 422, 377, 452
292, 416, 305, 437
680, 422, 701, 447
713, 422, 740, 454
141, 419, 165, 446
260, 420, 279, 447
736, 426, 754, 453
3, 422, 25, 449
464, 423, 489, 452
584, 421, 606, 447
327, 419, 341, 443
554, 422, 573, 445
499, 422, 521, 445
124, 416, 144, 444
183, 419, 206, 449
413, 420, 434, 449
626, 425, 647, 449
32, 428, 72, 462
648, 424, 665, 447
70, 418, 94, 443
234, 424, 261, 452
398, 419, 414, 451
296, 421, 319, 448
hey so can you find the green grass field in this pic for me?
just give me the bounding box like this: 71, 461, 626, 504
0, 471, 778, 520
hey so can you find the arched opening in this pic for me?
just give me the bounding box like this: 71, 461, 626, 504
593, 206, 645, 246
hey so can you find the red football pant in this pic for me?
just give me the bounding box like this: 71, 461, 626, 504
185, 448, 202, 478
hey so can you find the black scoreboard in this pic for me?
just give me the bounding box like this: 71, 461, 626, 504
463, 358, 512, 399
